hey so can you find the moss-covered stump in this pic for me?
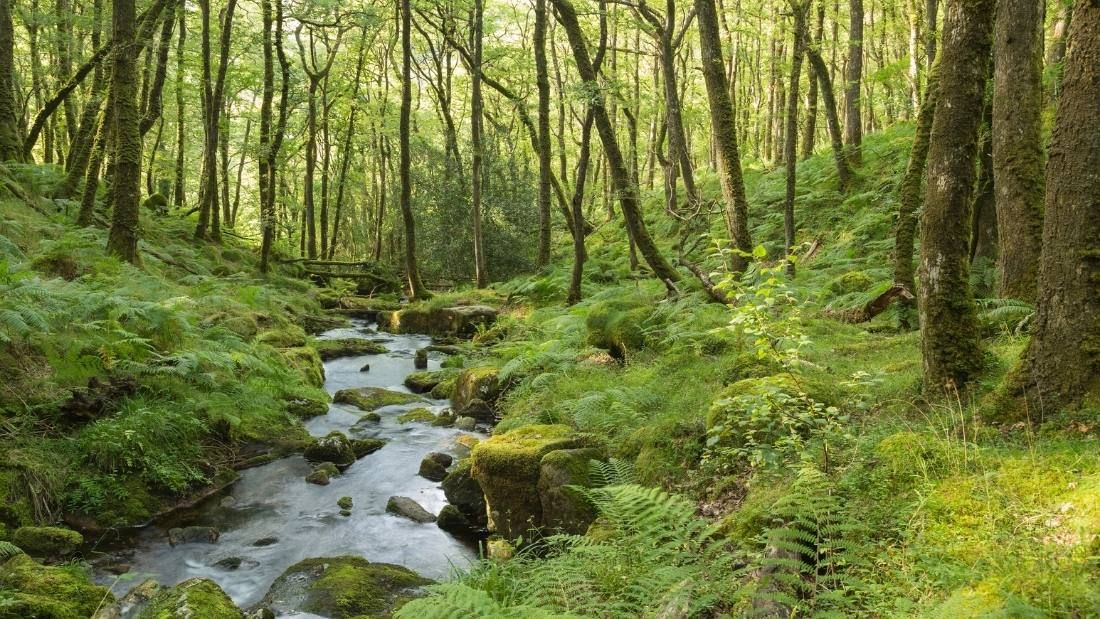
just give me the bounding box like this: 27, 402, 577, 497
334, 387, 423, 412
469, 425, 587, 540
313, 338, 388, 360
304, 432, 356, 468
11, 526, 83, 557
377, 305, 497, 338
279, 346, 325, 387
0, 554, 113, 619
257, 556, 431, 618
403, 369, 456, 394
450, 367, 501, 420
136, 578, 242, 619
538, 448, 603, 535
397, 408, 437, 424
442, 460, 487, 529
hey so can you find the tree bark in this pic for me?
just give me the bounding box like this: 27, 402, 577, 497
470, 0, 487, 287
992, 0, 1044, 302
917, 0, 993, 394
1014, 2, 1100, 415
106, 0, 142, 264
0, 0, 24, 161
783, 0, 809, 276
805, 37, 852, 191
844, 0, 863, 164
696, 0, 753, 273
535, 0, 553, 268
970, 98, 996, 263
802, 3, 824, 160
172, 4, 186, 210
400, 0, 428, 298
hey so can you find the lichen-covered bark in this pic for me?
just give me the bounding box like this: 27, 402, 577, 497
917, 0, 993, 393
992, 0, 1044, 302
0, 0, 23, 161
696, 0, 753, 273
106, 0, 142, 264
1015, 3, 1100, 413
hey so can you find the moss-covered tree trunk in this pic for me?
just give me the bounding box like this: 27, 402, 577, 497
805, 45, 851, 192
1013, 3, 1100, 414
105, 0, 142, 264
970, 97, 997, 263
0, 0, 23, 161
534, 0, 552, 269
549, 0, 680, 289
992, 0, 1044, 302
399, 0, 428, 299
844, 0, 864, 164
782, 0, 809, 276
917, 0, 993, 394
470, 0, 488, 288
696, 0, 753, 273
258, 0, 274, 272
801, 3, 824, 161
172, 4, 186, 211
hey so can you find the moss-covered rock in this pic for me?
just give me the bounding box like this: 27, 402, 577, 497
304, 432, 356, 468
350, 438, 387, 459
306, 462, 340, 485
280, 346, 325, 387
136, 577, 242, 619
825, 270, 876, 296
538, 448, 603, 535
585, 298, 654, 359
418, 453, 453, 482
397, 408, 437, 424
0, 554, 111, 618
377, 305, 497, 338
258, 556, 431, 618
313, 338, 388, 361
403, 369, 456, 394
334, 388, 423, 412
704, 375, 801, 431
442, 460, 487, 529
11, 526, 83, 557
450, 367, 501, 417
436, 505, 476, 537
469, 424, 587, 539
256, 325, 308, 348
430, 376, 458, 400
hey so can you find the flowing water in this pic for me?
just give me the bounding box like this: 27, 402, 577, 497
93, 321, 480, 614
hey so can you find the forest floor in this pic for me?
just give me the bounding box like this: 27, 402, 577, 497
1, 126, 1098, 617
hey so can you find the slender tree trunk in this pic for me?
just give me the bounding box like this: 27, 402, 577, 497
1012, 2, 1099, 415
230, 115, 250, 226
802, 3, 824, 159
172, 4, 186, 210
697, 0, 752, 272
400, 0, 428, 298
783, 1, 809, 276
805, 41, 851, 190
917, 0, 993, 394
259, 0, 275, 271
470, 0, 487, 287
534, 0, 553, 268
106, 0, 142, 264
329, 29, 367, 260
992, 0, 1044, 302
970, 98, 996, 263
844, 0, 863, 163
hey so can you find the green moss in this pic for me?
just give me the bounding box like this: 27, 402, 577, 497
404, 369, 456, 394
262, 556, 431, 619
337, 496, 353, 510
256, 325, 308, 348
430, 375, 459, 400
10, 527, 82, 557
825, 270, 875, 296
875, 431, 959, 484
350, 438, 386, 458
451, 366, 501, 412
585, 298, 655, 358
0, 554, 111, 619
397, 408, 437, 424
704, 375, 800, 430
334, 388, 423, 412
137, 577, 242, 619
281, 346, 325, 387
312, 338, 388, 361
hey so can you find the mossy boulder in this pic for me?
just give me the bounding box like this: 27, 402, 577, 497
469, 424, 587, 539
585, 298, 654, 359
285, 393, 330, 419
377, 305, 497, 337
538, 448, 603, 535
403, 369, 455, 394
280, 346, 325, 387
825, 270, 876, 296
350, 438, 387, 459
304, 432, 356, 468
436, 505, 475, 537
306, 462, 340, 485
397, 408, 437, 424
450, 367, 501, 418
442, 460, 487, 529
418, 452, 453, 482
258, 556, 431, 618
313, 338, 388, 360
137, 577, 242, 619
0, 554, 111, 619
430, 376, 458, 400
334, 387, 423, 412
256, 325, 308, 348
11, 526, 83, 557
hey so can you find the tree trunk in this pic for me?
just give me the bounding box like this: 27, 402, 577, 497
1013, 2, 1100, 415
917, 0, 993, 394
106, 0, 142, 264
329, 28, 367, 260
470, 0, 488, 287
535, 0, 553, 268
0, 0, 23, 161
550, 0, 680, 289
802, 3, 824, 160
805, 39, 851, 191
970, 98, 996, 264
696, 0, 753, 273
992, 0, 1044, 302
172, 4, 186, 210
783, 1, 809, 276
1044, 2, 1070, 98
844, 0, 863, 164
400, 0, 428, 298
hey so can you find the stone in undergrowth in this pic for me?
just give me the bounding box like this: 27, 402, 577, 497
258, 556, 431, 619
441, 460, 487, 529
167, 526, 220, 546
385, 496, 436, 523
136, 577, 242, 618
334, 387, 423, 412
350, 438, 386, 458
418, 453, 452, 482
538, 447, 603, 535
469, 424, 587, 540
11, 526, 83, 557
305, 462, 339, 485
304, 431, 356, 468
486, 538, 515, 561
279, 347, 325, 387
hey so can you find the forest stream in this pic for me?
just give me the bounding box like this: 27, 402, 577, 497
91, 320, 479, 615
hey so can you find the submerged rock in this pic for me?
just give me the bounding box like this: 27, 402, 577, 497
313, 338, 388, 360
385, 496, 436, 523
441, 460, 487, 528
305, 462, 339, 485
304, 431, 356, 468
11, 525, 83, 557
167, 526, 220, 546
0, 553, 112, 618
136, 577, 242, 618
359, 411, 382, 424
351, 438, 387, 458
377, 305, 497, 338
252, 537, 279, 547
257, 556, 431, 619
334, 387, 423, 412
414, 349, 428, 369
